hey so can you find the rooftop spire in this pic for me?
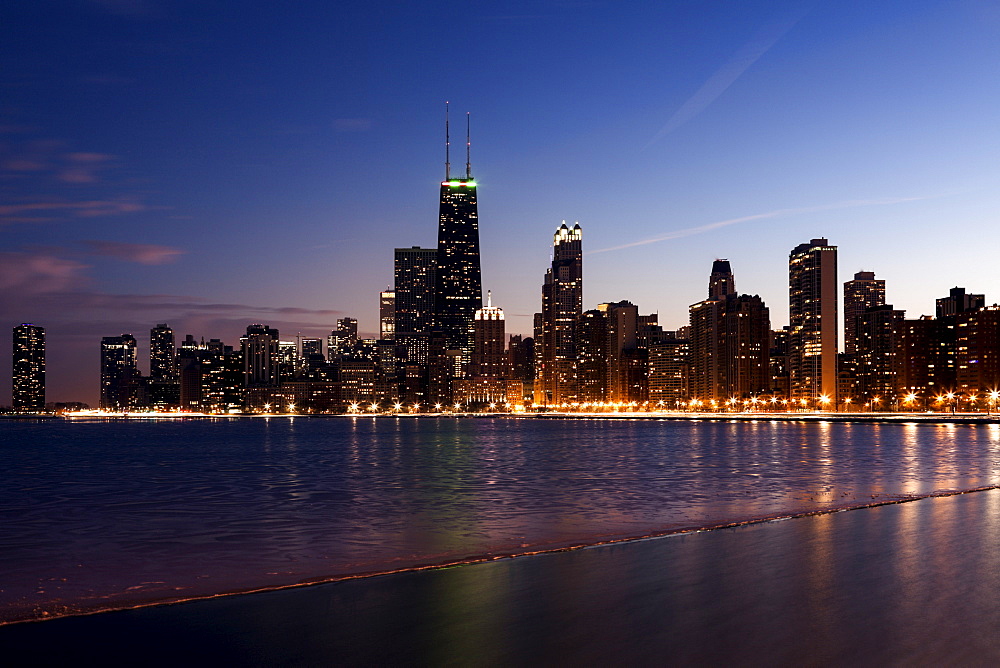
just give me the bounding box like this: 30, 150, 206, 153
465, 111, 471, 179
445, 101, 451, 180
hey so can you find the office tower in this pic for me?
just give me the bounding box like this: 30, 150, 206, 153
769, 327, 791, 397
536, 222, 583, 405
12, 324, 45, 412
338, 318, 358, 346
242, 324, 279, 388
843, 272, 885, 356
100, 334, 141, 411
470, 291, 507, 378
576, 309, 609, 402
855, 305, 904, 402
936, 287, 985, 318
709, 259, 736, 300
434, 108, 482, 367
149, 324, 177, 381
380, 289, 395, 340
789, 238, 838, 402
394, 246, 438, 364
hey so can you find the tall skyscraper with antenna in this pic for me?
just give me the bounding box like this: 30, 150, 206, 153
434, 104, 482, 372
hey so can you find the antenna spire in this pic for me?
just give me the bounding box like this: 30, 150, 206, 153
445, 101, 451, 180
465, 111, 471, 179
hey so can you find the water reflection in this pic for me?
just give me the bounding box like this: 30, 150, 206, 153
4, 418, 1000, 624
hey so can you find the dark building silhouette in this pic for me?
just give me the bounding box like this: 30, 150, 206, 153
855, 304, 904, 403
843, 272, 886, 356
936, 286, 984, 318
576, 308, 609, 403
709, 259, 736, 300
12, 323, 45, 412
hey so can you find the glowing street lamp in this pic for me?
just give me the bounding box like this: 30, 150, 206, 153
818, 395, 831, 410
903, 393, 917, 412
990, 390, 999, 415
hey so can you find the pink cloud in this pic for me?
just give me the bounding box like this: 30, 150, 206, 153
0, 198, 147, 224
58, 153, 115, 183
0, 251, 90, 295
83, 240, 185, 265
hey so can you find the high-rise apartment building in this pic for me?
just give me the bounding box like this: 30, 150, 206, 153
433, 110, 482, 367
536, 222, 583, 405
602, 300, 640, 403
12, 324, 45, 412
242, 324, 279, 388
394, 246, 437, 364
789, 238, 838, 402
100, 334, 140, 411
854, 304, 904, 401
843, 272, 885, 356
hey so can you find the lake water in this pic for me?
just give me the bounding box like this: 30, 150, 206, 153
3, 416, 1000, 626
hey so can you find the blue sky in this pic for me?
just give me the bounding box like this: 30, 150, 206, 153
3, 0, 1000, 404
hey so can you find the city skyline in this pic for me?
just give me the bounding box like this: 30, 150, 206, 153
4, 1, 1000, 404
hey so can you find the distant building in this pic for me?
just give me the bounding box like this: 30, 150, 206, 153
380, 289, 395, 340
648, 337, 689, 407
843, 272, 886, 356
12, 324, 45, 412
936, 287, 984, 318
242, 324, 279, 389
789, 238, 838, 402
470, 292, 507, 378
394, 246, 437, 364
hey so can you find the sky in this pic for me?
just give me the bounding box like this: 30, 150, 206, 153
3, 0, 1000, 405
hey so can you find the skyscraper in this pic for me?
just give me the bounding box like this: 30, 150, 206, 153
789, 238, 839, 403
536, 222, 583, 405
394, 246, 437, 364
470, 291, 507, 378
100, 334, 140, 411
12, 324, 45, 412
433, 108, 482, 368
843, 271, 885, 356
149, 323, 177, 381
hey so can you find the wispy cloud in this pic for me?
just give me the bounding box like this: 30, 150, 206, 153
645, 4, 813, 149
0, 198, 147, 224
588, 196, 929, 255
58, 152, 115, 183
83, 240, 184, 265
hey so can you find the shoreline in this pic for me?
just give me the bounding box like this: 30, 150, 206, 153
43, 410, 1000, 425
5, 482, 998, 628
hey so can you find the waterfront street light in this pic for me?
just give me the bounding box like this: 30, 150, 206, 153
435, 403, 443, 412
369, 402, 379, 413
990, 390, 999, 415
843, 397, 852, 413
393, 402, 403, 413
904, 393, 917, 412
946, 392, 957, 414
263, 402, 271, 413
818, 395, 831, 411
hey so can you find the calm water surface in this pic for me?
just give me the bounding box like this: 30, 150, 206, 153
2, 416, 1000, 623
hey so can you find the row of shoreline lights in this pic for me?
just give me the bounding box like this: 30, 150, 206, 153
256, 390, 1000, 414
